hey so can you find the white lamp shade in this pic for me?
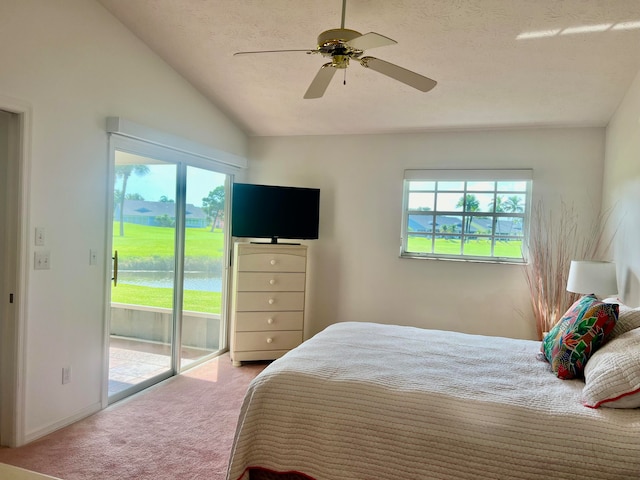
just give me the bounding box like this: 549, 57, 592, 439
566, 261, 618, 295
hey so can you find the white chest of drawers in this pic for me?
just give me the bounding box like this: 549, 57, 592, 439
230, 242, 307, 366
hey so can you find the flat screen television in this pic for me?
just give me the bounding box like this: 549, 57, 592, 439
231, 183, 320, 244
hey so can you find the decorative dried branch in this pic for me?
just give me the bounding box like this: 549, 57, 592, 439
523, 201, 614, 340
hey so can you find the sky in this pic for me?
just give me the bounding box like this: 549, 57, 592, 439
115, 165, 226, 207
408, 181, 527, 212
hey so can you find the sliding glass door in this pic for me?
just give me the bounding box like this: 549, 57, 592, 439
108, 151, 230, 403
180, 166, 228, 369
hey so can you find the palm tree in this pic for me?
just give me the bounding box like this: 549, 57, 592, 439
456, 194, 479, 237
503, 195, 524, 213
490, 195, 505, 213
115, 164, 150, 236
501, 195, 525, 236
490, 195, 506, 234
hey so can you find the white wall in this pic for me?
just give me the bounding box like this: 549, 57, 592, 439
603, 69, 640, 306
248, 127, 605, 341
0, 0, 247, 443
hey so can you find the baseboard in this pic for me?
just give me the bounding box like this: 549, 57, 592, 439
23, 402, 102, 445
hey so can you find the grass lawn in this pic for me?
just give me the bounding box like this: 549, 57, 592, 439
111, 284, 222, 313
112, 222, 224, 312
408, 236, 523, 258
113, 221, 225, 258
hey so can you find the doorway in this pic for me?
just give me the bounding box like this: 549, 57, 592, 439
0, 110, 10, 446
0, 106, 26, 447
107, 145, 232, 403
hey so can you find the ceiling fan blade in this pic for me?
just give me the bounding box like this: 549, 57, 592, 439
359, 56, 437, 92
347, 32, 397, 51
234, 49, 314, 56
304, 63, 337, 99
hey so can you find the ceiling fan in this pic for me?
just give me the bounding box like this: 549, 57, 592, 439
233, 0, 437, 99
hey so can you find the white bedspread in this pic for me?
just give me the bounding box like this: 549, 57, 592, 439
227, 322, 640, 480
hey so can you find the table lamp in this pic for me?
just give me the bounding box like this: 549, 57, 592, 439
566, 260, 618, 296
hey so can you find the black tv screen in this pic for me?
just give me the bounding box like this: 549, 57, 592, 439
231, 183, 320, 243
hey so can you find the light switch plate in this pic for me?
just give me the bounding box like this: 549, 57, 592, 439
35, 227, 45, 246
34, 251, 50, 270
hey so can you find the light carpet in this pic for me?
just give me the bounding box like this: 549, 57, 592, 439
0, 353, 266, 479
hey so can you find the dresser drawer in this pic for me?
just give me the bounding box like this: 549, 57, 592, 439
234, 330, 303, 352
236, 272, 305, 292
234, 311, 304, 332
235, 292, 304, 311
238, 253, 306, 273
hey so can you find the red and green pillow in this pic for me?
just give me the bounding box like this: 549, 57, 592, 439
541, 295, 618, 380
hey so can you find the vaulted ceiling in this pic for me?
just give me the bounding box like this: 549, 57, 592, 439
98, 0, 640, 136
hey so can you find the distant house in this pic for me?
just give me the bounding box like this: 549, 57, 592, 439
408, 215, 465, 233
114, 200, 208, 228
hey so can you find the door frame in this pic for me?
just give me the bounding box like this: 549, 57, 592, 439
103, 118, 246, 408
0, 96, 32, 447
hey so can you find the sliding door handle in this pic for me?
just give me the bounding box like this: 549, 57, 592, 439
112, 250, 118, 286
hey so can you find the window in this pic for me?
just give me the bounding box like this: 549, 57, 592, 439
401, 169, 532, 263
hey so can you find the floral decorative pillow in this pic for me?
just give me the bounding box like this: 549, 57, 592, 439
582, 327, 640, 408
541, 295, 596, 362
541, 295, 618, 380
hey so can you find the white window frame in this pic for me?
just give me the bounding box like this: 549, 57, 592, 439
400, 169, 533, 264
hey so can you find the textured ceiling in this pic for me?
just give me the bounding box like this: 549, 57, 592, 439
97, 0, 640, 136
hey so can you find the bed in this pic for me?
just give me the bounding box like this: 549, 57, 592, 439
226, 321, 640, 480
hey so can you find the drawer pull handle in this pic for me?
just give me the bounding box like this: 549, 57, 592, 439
266, 337, 273, 344
268, 298, 275, 305
269, 279, 276, 285
267, 318, 274, 324
270, 259, 277, 265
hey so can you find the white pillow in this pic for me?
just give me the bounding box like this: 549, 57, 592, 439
582, 327, 640, 408
602, 297, 640, 339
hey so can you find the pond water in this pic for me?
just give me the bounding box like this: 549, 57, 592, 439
118, 271, 222, 292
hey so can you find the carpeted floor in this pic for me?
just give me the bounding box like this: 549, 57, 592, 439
0, 353, 267, 480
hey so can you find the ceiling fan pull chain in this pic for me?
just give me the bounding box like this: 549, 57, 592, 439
344, 69, 347, 85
